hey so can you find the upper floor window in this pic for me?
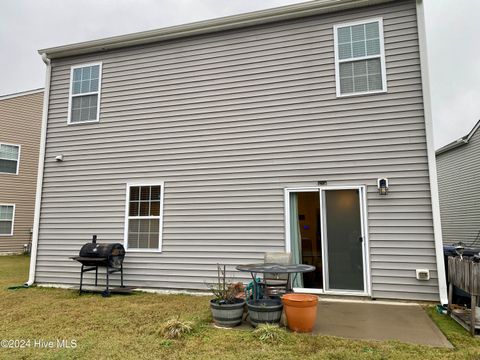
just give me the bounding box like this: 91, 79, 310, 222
68, 63, 102, 124
0, 143, 20, 175
124, 183, 164, 251
334, 18, 387, 97
0, 204, 15, 236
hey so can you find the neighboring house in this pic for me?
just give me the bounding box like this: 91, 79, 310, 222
27, 0, 447, 303
436, 120, 480, 246
0, 89, 43, 253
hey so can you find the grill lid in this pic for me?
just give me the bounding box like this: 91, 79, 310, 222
73, 235, 126, 268
79, 243, 125, 258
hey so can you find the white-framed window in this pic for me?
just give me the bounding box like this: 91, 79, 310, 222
67, 62, 102, 124
334, 18, 387, 97
0, 143, 20, 175
0, 204, 15, 236
124, 182, 164, 251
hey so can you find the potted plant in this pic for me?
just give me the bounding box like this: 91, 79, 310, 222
208, 264, 245, 328
246, 298, 283, 327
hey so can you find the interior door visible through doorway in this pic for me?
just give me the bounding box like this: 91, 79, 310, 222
288, 187, 367, 294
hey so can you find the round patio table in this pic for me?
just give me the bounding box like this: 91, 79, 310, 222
236, 263, 315, 299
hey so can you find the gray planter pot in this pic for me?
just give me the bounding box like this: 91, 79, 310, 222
210, 298, 246, 327
247, 298, 283, 327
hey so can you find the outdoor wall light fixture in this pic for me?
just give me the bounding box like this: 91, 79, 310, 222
377, 178, 388, 195
55, 154, 64, 162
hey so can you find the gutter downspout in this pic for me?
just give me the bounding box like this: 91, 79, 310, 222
416, 0, 448, 305
25, 53, 51, 287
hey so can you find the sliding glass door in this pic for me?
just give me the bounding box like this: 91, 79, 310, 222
288, 187, 367, 294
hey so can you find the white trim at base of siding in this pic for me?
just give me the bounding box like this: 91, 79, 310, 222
36, 283, 211, 296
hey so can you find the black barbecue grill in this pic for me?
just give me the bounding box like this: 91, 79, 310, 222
71, 235, 126, 297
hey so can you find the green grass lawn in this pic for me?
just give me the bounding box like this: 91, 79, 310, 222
0, 255, 479, 360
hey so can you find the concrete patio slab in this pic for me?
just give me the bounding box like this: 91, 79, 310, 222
314, 300, 452, 348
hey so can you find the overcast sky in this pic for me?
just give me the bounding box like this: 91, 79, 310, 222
1, 0, 478, 149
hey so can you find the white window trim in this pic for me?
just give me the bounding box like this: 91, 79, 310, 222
123, 180, 165, 252
0, 142, 21, 175
333, 17, 387, 98
67, 62, 103, 125
0, 203, 15, 236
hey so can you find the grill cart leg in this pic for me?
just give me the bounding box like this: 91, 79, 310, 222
95, 266, 98, 286
102, 267, 111, 297
121, 264, 124, 287
79, 265, 84, 295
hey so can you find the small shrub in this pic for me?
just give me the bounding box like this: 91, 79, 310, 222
253, 324, 286, 343
160, 317, 194, 339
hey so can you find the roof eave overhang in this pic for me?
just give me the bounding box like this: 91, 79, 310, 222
435, 139, 468, 155
436, 119, 480, 156
38, 0, 394, 59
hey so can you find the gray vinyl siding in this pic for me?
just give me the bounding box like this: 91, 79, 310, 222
437, 128, 480, 246
35, 0, 440, 301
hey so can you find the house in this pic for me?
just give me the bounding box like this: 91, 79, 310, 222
436, 120, 480, 247
26, 0, 447, 303
0, 89, 43, 253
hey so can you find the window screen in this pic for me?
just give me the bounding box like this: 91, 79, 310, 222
335, 20, 385, 96
0, 144, 20, 174
69, 64, 101, 123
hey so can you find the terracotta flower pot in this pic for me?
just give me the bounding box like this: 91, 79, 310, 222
282, 293, 318, 332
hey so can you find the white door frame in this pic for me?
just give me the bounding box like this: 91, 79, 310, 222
284, 185, 371, 296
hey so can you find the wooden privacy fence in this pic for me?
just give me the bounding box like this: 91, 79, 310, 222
448, 256, 480, 296
447, 256, 480, 336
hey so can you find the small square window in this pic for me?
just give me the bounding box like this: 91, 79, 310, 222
130, 187, 140, 201
139, 202, 150, 216
129, 202, 139, 217
337, 26, 351, 44
351, 24, 365, 41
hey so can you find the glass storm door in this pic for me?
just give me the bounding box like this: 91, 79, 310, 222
323, 189, 364, 292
